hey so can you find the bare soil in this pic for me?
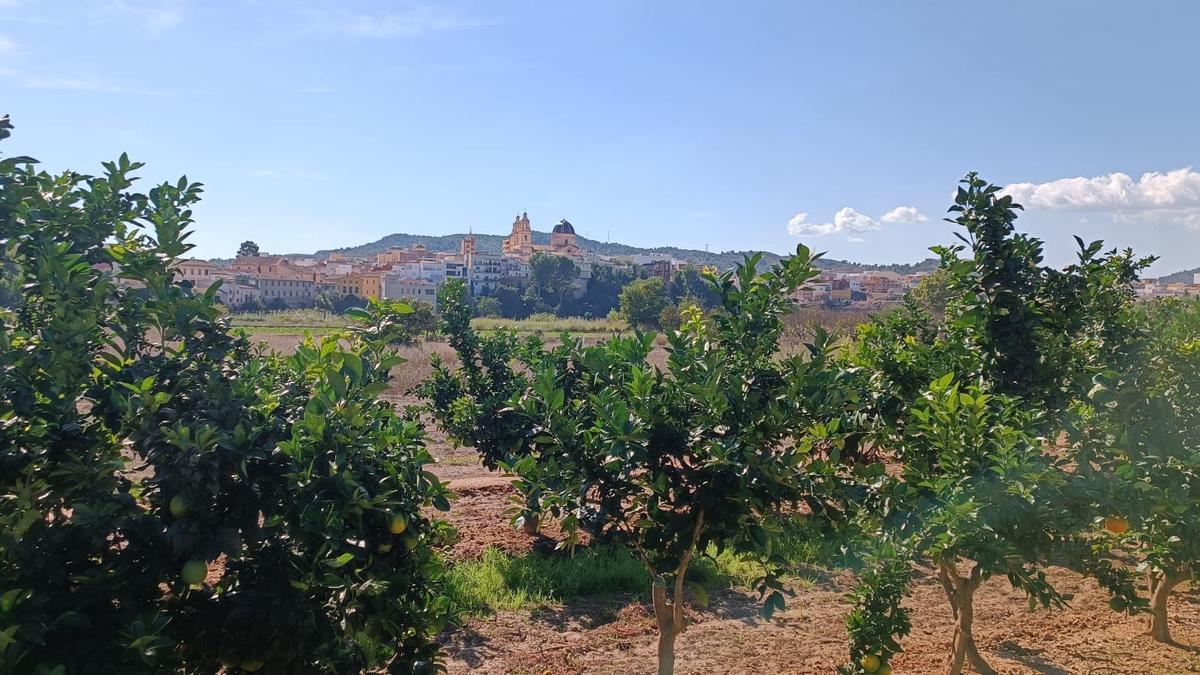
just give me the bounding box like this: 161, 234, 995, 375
423, 434, 1200, 675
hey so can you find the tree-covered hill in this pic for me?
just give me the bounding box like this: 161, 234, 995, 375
1158, 266, 1200, 283
306, 231, 940, 274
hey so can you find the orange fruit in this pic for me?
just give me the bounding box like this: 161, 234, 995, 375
1104, 517, 1130, 535
388, 513, 409, 535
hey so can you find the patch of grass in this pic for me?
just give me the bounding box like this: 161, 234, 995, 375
234, 325, 335, 336
446, 545, 648, 614
445, 515, 853, 615
470, 314, 628, 336
230, 308, 348, 327
435, 453, 482, 467
692, 514, 853, 589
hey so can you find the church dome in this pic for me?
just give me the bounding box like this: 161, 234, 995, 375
552, 219, 575, 235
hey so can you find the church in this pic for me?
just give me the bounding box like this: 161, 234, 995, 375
501, 212, 583, 261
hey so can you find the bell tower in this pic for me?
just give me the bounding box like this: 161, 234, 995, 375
503, 211, 533, 256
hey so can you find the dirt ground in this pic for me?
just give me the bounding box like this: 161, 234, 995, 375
419, 427, 1200, 675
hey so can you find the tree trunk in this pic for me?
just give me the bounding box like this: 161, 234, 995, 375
650, 511, 705, 675
653, 585, 681, 675
938, 561, 996, 675
1146, 570, 1180, 644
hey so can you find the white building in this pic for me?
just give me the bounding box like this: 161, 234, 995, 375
390, 258, 456, 284
383, 276, 440, 309
467, 252, 505, 294
215, 281, 262, 308
176, 259, 221, 289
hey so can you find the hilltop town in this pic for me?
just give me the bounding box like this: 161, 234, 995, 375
176, 212, 1200, 316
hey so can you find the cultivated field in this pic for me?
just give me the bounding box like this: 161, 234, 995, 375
235, 317, 1200, 675
403, 390, 1200, 675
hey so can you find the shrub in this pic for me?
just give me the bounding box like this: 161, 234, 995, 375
618, 277, 669, 328
436, 247, 857, 674
1076, 297, 1200, 642
844, 173, 1148, 674
0, 118, 172, 673
0, 117, 452, 674
422, 280, 534, 476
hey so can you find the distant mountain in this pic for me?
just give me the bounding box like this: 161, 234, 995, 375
1159, 267, 1200, 283
308, 231, 941, 275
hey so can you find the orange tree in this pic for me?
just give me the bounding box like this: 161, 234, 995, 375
436, 247, 856, 674
1076, 297, 1200, 643
421, 278, 546, 531
842, 173, 1148, 675
0, 117, 451, 674
0, 118, 170, 672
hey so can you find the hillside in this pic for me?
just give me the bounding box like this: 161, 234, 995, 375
1159, 266, 1200, 283
310, 231, 941, 275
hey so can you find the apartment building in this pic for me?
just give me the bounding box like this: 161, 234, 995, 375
383, 276, 440, 309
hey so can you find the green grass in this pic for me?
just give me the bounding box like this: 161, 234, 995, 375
230, 308, 348, 327
470, 314, 628, 336
445, 515, 852, 615
234, 325, 336, 335
446, 545, 647, 613
691, 514, 852, 589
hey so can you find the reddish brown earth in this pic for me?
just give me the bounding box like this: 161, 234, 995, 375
422, 437, 1200, 675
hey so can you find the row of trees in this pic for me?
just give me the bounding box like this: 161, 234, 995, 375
425, 173, 1197, 674
472, 251, 720, 323
1, 118, 451, 673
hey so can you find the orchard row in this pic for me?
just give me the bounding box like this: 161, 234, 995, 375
3, 115, 1197, 675
424, 174, 1198, 675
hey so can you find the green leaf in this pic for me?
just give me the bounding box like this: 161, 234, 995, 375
323, 552, 357, 568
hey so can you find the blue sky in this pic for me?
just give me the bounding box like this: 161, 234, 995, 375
2, 1, 1198, 274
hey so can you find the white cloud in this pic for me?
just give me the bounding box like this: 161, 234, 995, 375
299, 3, 485, 39
0, 35, 14, 53
0, 68, 172, 95
847, 236, 866, 243
788, 207, 879, 236
787, 204, 927, 237
1003, 168, 1200, 229
104, 0, 185, 37
880, 206, 928, 223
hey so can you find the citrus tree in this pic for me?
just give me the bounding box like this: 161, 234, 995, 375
0, 117, 452, 673
421, 279, 544, 531
1077, 297, 1200, 643
843, 173, 1147, 675
498, 247, 854, 674
0, 117, 175, 672
618, 276, 669, 328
